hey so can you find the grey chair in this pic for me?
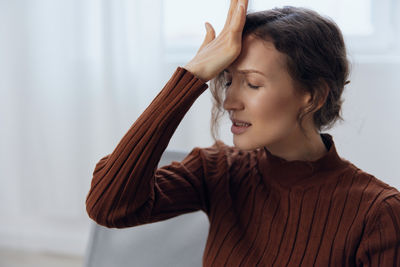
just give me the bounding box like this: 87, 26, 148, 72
84, 150, 210, 267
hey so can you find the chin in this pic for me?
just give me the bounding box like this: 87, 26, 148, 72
233, 138, 262, 151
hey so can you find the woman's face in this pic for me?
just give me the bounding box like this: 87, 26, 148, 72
223, 34, 312, 151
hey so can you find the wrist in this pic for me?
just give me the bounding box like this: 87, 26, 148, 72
183, 62, 208, 82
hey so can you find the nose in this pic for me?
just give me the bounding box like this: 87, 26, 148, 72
222, 82, 244, 112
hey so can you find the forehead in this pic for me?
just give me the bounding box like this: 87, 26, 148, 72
228, 35, 287, 74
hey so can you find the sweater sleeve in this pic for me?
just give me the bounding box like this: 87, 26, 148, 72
356, 192, 400, 266
85, 67, 210, 228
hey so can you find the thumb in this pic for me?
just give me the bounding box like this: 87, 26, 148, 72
199, 22, 215, 50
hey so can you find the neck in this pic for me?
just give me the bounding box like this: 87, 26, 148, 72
265, 129, 328, 162
259, 133, 348, 188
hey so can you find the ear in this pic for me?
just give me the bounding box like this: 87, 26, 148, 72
315, 80, 330, 110
302, 91, 312, 106
302, 80, 329, 111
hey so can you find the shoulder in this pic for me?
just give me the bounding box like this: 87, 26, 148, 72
354, 184, 400, 265
342, 161, 398, 195
362, 171, 400, 222
344, 163, 400, 223
363, 190, 400, 242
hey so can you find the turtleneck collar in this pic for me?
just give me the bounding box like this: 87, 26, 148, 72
257, 133, 349, 188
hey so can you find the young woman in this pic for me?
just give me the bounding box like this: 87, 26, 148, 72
86, 0, 400, 266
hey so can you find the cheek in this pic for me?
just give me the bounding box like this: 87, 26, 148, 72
251, 92, 300, 123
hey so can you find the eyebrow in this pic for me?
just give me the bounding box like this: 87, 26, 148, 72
223, 68, 267, 78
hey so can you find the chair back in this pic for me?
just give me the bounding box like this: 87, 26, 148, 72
84, 150, 209, 267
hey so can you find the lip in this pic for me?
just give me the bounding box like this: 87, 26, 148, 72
230, 118, 252, 135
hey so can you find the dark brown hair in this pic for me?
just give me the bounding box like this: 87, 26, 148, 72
210, 6, 350, 141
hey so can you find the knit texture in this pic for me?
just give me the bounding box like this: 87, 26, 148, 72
86, 67, 400, 266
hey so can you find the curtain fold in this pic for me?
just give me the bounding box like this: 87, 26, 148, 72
0, 0, 163, 255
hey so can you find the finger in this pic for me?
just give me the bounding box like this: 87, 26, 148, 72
222, 0, 238, 31
199, 22, 216, 50
230, 0, 248, 32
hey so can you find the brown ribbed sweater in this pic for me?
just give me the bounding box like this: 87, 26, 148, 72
86, 67, 400, 266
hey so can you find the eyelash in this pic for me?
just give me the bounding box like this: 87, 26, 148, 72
224, 81, 260, 89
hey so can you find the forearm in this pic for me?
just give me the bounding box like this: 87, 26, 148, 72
85, 67, 208, 228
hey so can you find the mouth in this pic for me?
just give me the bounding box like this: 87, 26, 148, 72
231, 119, 252, 135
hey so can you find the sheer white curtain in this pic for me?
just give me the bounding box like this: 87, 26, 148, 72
0, 0, 163, 255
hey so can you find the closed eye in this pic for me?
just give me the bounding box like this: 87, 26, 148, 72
224, 80, 260, 90
247, 83, 260, 89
